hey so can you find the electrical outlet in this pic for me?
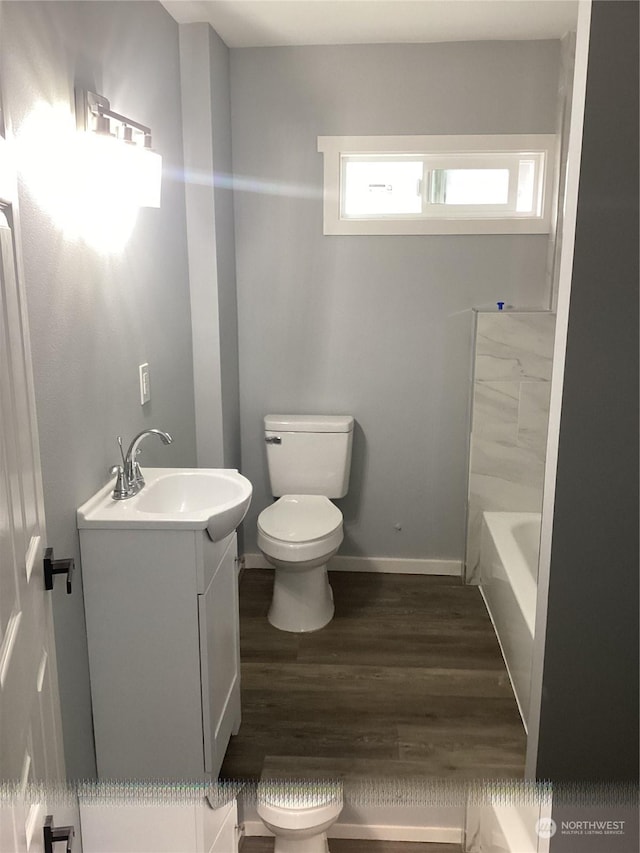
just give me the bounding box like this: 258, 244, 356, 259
139, 363, 151, 405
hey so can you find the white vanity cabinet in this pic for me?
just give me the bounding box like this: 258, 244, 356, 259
79, 797, 240, 853
79, 526, 241, 780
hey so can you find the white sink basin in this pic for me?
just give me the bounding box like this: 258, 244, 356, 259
77, 468, 252, 542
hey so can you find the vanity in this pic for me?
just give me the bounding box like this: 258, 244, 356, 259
77, 467, 252, 779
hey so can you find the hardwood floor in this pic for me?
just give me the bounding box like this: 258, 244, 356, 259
221, 569, 526, 782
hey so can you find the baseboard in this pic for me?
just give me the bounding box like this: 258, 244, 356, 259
331, 824, 463, 843
244, 822, 274, 838
244, 553, 462, 577
242, 819, 462, 844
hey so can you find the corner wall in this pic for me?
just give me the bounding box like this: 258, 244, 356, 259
180, 22, 241, 470
536, 0, 639, 783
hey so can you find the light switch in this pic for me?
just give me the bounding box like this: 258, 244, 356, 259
139, 363, 151, 405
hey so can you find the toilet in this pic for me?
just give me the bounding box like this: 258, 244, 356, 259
257, 414, 354, 633
256, 779, 343, 853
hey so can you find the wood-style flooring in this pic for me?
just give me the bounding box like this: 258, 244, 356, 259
221, 569, 526, 782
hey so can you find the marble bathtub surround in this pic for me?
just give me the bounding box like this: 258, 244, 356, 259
471, 382, 520, 445
474, 312, 555, 382
517, 382, 553, 451
466, 312, 555, 580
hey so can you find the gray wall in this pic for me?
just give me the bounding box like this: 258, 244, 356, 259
538, 0, 639, 784
180, 23, 241, 470
230, 41, 561, 559
1, 0, 196, 778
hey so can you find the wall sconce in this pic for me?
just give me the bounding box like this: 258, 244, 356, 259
75, 89, 162, 208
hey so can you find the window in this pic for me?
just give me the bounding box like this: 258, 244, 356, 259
317, 135, 557, 235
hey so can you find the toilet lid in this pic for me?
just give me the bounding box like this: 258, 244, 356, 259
258, 495, 342, 543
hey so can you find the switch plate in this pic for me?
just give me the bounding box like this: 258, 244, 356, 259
139, 363, 151, 405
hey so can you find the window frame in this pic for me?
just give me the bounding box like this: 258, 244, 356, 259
317, 134, 558, 235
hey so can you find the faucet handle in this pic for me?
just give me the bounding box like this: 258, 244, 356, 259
111, 465, 131, 501
132, 460, 145, 489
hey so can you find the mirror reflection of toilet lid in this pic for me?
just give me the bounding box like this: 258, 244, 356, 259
258, 779, 343, 809
258, 495, 342, 543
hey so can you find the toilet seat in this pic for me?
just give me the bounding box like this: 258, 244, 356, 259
257, 781, 343, 831
257, 496, 343, 564
258, 495, 342, 542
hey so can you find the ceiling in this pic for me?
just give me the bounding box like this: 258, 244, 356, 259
160, 0, 579, 48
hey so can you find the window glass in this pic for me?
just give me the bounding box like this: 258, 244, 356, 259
343, 159, 423, 217
429, 168, 510, 206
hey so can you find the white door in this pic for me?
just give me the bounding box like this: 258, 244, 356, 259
0, 98, 73, 850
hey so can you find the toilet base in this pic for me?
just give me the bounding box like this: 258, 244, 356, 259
273, 832, 330, 853
268, 562, 334, 633
273, 834, 329, 853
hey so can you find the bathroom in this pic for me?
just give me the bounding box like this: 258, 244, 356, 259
0, 0, 637, 850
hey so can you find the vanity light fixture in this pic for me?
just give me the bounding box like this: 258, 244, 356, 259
74, 88, 162, 208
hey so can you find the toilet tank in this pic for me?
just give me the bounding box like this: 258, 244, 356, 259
264, 415, 354, 498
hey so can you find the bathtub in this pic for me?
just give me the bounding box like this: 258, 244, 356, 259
479, 512, 541, 731
465, 800, 553, 853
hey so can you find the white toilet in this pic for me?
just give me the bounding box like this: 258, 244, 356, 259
257, 414, 354, 633
256, 779, 343, 853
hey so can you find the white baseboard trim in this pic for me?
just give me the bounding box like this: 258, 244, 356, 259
243, 553, 462, 577
331, 824, 463, 843
243, 820, 462, 844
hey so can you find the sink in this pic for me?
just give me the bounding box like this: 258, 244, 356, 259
77, 467, 252, 542
136, 471, 248, 515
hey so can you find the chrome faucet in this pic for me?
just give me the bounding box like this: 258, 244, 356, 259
112, 429, 173, 500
